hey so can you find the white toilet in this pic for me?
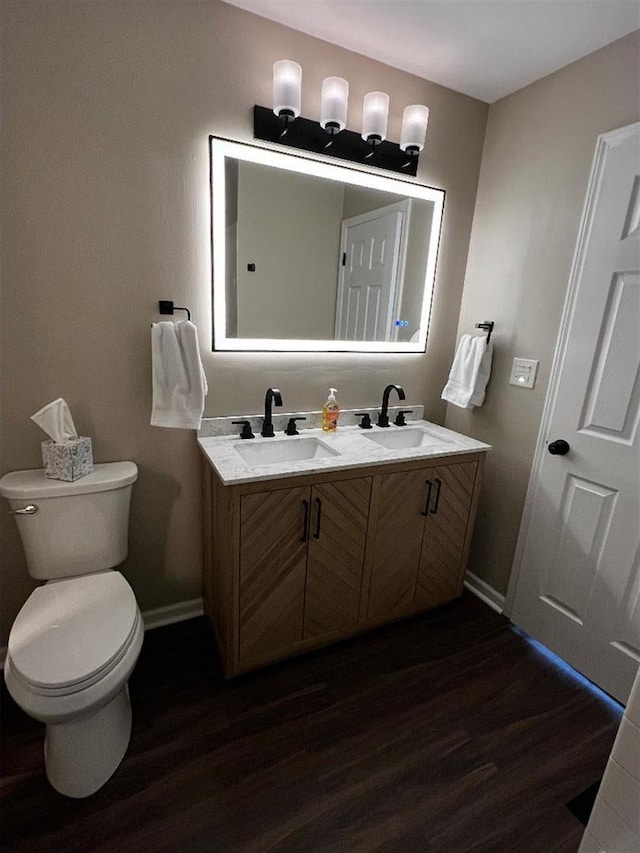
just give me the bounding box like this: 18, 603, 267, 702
0, 461, 143, 798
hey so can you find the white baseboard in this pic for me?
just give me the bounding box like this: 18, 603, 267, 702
0, 597, 205, 670
464, 571, 505, 614
141, 597, 204, 630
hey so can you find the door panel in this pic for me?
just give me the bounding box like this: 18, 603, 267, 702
579, 272, 639, 439
367, 468, 430, 619
239, 486, 309, 663
304, 477, 371, 639
511, 123, 640, 702
415, 462, 477, 609
540, 475, 617, 623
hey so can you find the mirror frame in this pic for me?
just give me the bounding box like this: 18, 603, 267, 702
210, 136, 445, 352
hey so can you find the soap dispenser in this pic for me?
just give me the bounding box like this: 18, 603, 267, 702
322, 388, 340, 432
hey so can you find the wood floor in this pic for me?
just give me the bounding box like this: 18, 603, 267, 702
1, 594, 621, 852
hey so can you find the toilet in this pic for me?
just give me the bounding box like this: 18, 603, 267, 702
0, 461, 143, 798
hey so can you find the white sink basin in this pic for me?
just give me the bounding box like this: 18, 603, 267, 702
363, 427, 452, 451
234, 436, 339, 467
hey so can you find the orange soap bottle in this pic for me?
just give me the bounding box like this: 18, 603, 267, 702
322, 388, 340, 432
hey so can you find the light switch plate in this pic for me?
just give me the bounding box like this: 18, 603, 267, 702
510, 358, 539, 389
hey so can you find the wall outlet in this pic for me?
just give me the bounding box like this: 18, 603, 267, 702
510, 358, 539, 389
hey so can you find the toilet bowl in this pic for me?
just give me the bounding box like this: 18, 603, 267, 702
0, 462, 142, 798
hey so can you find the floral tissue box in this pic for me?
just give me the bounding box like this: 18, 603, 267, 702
41, 437, 93, 481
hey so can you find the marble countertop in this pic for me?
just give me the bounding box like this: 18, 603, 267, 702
198, 418, 491, 486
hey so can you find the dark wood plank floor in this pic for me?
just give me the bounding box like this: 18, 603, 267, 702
1, 594, 621, 852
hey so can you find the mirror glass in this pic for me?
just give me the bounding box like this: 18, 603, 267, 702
210, 138, 445, 352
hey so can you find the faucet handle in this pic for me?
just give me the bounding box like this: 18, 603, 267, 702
232, 420, 255, 439
285, 417, 306, 436
355, 412, 372, 430
394, 409, 413, 427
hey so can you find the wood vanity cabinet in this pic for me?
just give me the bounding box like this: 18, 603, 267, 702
238, 477, 371, 666
202, 451, 485, 677
366, 459, 479, 620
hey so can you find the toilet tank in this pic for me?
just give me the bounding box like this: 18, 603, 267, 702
0, 462, 138, 580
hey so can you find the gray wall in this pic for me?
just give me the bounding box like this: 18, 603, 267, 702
445, 31, 640, 597
235, 163, 344, 339
1, 0, 488, 644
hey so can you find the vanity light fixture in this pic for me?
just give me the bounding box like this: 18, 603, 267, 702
362, 91, 390, 147
272, 60, 302, 133
320, 76, 349, 138
252, 61, 430, 176
400, 104, 429, 156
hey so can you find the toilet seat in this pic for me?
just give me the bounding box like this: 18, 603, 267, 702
4, 612, 144, 726
8, 571, 139, 695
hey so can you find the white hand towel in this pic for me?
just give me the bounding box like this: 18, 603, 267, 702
441, 334, 493, 409
151, 321, 208, 430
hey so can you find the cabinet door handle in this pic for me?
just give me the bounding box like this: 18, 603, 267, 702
301, 499, 310, 542
313, 496, 322, 540
430, 478, 442, 515
421, 480, 433, 517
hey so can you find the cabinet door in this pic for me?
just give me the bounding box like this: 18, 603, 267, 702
239, 485, 310, 664
415, 461, 478, 609
304, 477, 371, 639
367, 468, 432, 620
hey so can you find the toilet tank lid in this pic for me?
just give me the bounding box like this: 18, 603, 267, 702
0, 462, 138, 500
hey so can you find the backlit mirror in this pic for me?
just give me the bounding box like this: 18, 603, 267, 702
210, 137, 444, 352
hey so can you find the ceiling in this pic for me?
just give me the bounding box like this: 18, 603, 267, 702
222, 0, 638, 102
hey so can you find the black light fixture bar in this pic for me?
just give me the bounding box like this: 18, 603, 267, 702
253, 106, 418, 176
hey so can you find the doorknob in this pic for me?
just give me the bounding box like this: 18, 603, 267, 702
548, 439, 570, 455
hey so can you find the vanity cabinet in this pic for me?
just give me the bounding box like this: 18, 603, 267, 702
202, 451, 485, 677
238, 477, 371, 666
238, 485, 308, 665
366, 460, 478, 620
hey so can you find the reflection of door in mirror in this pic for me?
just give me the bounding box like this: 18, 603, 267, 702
335, 201, 409, 341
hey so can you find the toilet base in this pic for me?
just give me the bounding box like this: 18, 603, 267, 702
44, 685, 132, 798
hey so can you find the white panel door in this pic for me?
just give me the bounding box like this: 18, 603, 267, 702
510, 123, 640, 703
335, 205, 405, 341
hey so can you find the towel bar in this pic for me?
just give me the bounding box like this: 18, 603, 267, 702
475, 321, 494, 343
158, 300, 191, 322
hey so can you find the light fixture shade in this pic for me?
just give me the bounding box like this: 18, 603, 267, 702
320, 76, 349, 132
400, 104, 429, 152
362, 91, 389, 142
273, 60, 302, 118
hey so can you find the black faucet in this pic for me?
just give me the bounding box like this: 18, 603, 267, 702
262, 388, 283, 437
377, 384, 406, 427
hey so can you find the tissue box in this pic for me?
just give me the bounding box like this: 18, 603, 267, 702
41, 437, 93, 481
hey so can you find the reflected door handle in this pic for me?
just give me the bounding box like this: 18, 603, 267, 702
548, 439, 570, 456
